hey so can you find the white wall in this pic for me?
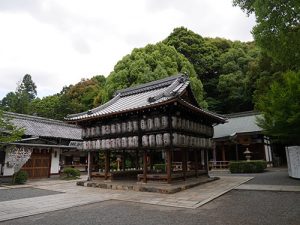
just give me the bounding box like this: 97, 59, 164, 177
3, 152, 14, 176
50, 148, 60, 174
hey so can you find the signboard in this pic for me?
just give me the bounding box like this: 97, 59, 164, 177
69, 141, 83, 149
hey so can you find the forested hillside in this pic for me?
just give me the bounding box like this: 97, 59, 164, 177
0, 27, 283, 120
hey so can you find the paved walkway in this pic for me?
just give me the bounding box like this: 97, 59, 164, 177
0, 175, 252, 222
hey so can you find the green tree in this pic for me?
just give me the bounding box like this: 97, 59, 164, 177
1, 74, 37, 114
104, 42, 207, 107
0, 110, 24, 143
256, 71, 300, 144
233, 0, 300, 69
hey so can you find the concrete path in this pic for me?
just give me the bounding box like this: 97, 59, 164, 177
235, 184, 300, 192
0, 175, 252, 222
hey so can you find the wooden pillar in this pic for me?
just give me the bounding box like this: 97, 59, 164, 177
135, 150, 139, 170
104, 150, 110, 180
222, 143, 226, 161
166, 149, 172, 184
182, 149, 187, 181
204, 149, 209, 176
235, 144, 239, 161
149, 151, 154, 171
122, 150, 126, 171
87, 151, 91, 181
143, 150, 147, 183
194, 149, 198, 178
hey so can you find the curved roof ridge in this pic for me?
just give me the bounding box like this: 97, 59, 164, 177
115, 74, 184, 97
148, 75, 187, 103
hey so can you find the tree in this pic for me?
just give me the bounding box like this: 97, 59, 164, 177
256, 71, 300, 144
1, 74, 37, 114
104, 42, 207, 107
233, 0, 300, 69
0, 110, 24, 143
17, 74, 37, 101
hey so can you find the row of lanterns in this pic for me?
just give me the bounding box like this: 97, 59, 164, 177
82, 133, 212, 150
82, 116, 213, 138
172, 116, 213, 136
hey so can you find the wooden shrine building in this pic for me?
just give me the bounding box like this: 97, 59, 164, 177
66, 74, 226, 183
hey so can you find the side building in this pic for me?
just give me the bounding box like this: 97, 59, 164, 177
212, 111, 286, 168
0, 112, 88, 181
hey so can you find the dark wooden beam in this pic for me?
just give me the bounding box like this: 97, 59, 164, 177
104, 150, 110, 180
143, 150, 147, 183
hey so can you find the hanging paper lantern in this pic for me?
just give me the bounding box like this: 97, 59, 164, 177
116, 123, 122, 133
172, 133, 179, 146
133, 121, 138, 132
101, 125, 106, 136
161, 116, 168, 128
156, 134, 163, 146
163, 133, 170, 146
127, 121, 133, 132
142, 135, 149, 147
171, 116, 177, 129
116, 138, 121, 149
111, 139, 116, 149
128, 137, 133, 148
133, 136, 139, 147
121, 137, 128, 148
149, 135, 155, 147
121, 122, 127, 133
111, 124, 116, 134
154, 117, 161, 129
147, 118, 154, 130
140, 119, 147, 130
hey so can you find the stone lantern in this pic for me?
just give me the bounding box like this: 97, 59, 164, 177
244, 148, 252, 162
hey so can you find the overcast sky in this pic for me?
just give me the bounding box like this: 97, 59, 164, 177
0, 0, 255, 99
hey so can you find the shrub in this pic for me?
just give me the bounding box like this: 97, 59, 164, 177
229, 160, 267, 173
14, 170, 28, 184
63, 167, 81, 179
153, 164, 166, 172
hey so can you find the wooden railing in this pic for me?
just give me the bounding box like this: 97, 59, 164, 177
209, 161, 230, 169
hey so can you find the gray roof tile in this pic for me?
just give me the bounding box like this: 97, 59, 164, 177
213, 111, 262, 139
4, 112, 81, 140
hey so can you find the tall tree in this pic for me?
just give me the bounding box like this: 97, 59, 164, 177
104, 42, 207, 107
1, 74, 37, 114
256, 71, 300, 144
233, 0, 300, 69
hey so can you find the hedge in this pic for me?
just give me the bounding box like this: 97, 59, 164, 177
63, 167, 81, 179
229, 160, 267, 173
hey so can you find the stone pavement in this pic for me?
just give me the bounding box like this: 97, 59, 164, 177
0, 175, 252, 222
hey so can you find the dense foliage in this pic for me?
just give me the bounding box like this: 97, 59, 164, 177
0, 110, 24, 143
164, 27, 262, 113
104, 42, 206, 107
256, 71, 300, 144
0, 27, 284, 120
234, 0, 300, 143
1, 74, 37, 114
233, 0, 300, 70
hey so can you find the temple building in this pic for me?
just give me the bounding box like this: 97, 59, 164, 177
66, 74, 226, 183
212, 111, 286, 168
0, 112, 85, 181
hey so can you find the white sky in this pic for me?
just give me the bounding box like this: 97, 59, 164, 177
0, 0, 255, 99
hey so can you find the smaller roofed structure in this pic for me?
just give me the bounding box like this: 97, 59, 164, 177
6, 112, 81, 140
66, 74, 226, 184
214, 111, 262, 140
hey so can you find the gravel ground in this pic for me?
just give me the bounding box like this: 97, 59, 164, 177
1, 190, 300, 225
0, 188, 62, 202
246, 168, 300, 186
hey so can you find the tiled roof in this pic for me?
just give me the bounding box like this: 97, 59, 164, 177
66, 74, 211, 121
66, 74, 226, 123
213, 111, 262, 139
4, 112, 82, 140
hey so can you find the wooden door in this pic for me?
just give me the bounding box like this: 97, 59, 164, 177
21, 152, 51, 178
